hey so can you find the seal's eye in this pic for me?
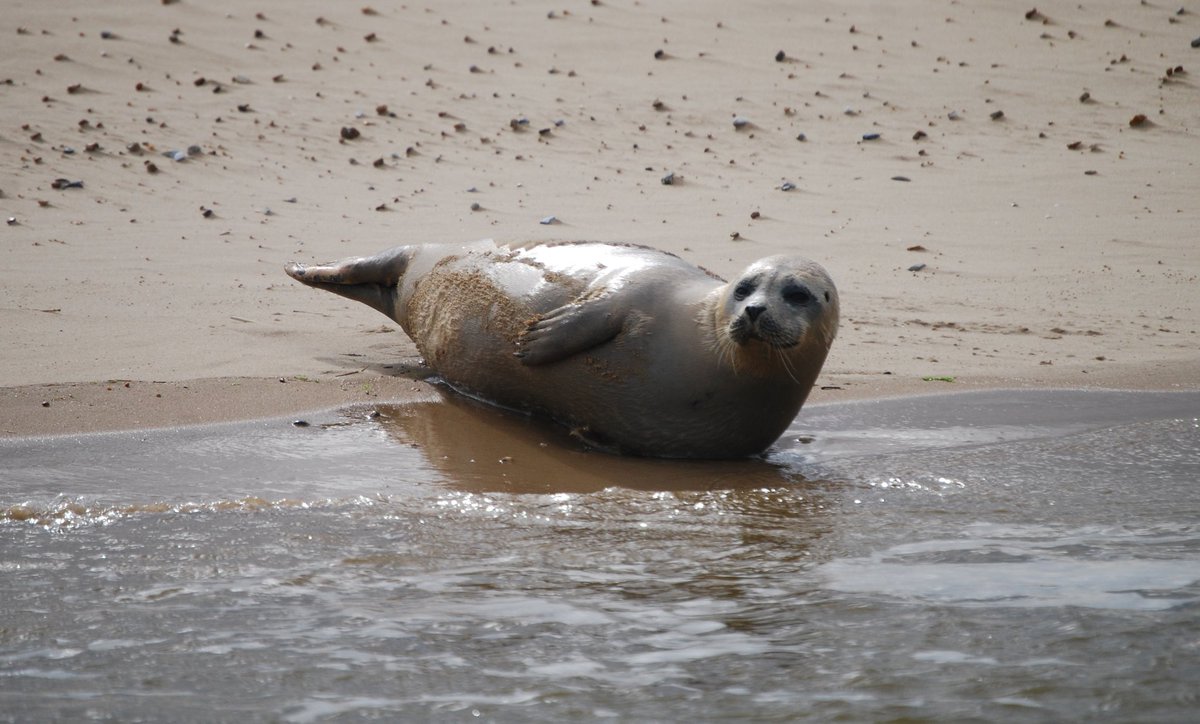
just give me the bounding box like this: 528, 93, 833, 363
783, 285, 813, 305
733, 282, 754, 301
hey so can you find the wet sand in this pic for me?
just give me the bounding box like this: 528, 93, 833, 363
2, 0, 1198, 437
3, 361, 1199, 438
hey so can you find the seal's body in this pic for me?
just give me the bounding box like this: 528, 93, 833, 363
286, 240, 838, 458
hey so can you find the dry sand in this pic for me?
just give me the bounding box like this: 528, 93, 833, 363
2, 0, 1197, 437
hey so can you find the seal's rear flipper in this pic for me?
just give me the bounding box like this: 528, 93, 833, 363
284, 246, 410, 320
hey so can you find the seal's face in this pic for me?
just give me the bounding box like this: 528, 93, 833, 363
718, 256, 839, 357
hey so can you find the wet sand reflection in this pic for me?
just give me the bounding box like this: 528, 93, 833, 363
367, 388, 810, 494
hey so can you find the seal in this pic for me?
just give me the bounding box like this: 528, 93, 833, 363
285, 240, 838, 458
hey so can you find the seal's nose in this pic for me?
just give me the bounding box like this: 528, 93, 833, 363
744, 304, 766, 322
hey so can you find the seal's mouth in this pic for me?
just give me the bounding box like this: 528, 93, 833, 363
728, 316, 802, 349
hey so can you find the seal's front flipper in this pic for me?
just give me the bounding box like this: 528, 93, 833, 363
515, 295, 627, 366
285, 246, 410, 320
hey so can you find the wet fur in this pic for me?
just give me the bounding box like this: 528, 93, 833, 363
287, 241, 838, 458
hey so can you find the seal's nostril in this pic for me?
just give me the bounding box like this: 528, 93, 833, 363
745, 304, 766, 322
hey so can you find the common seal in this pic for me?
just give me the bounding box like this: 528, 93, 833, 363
285, 240, 838, 458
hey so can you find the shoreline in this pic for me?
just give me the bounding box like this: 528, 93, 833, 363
5, 359, 1197, 439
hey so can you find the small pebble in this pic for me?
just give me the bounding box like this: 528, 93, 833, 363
891, 176, 911, 182
292, 420, 310, 428
990, 110, 1005, 120
1079, 91, 1091, 102
913, 130, 928, 140
780, 181, 797, 191
470, 202, 481, 211
237, 103, 251, 112
6, 217, 17, 226
63, 147, 76, 155
163, 149, 186, 161
201, 207, 214, 218
284, 197, 297, 203
654, 49, 666, 59
187, 145, 202, 156
1192, 36, 1200, 48
539, 215, 558, 225
732, 116, 750, 129
340, 126, 361, 140
730, 231, 741, 240
750, 211, 761, 220
100, 30, 116, 40
908, 263, 927, 272
145, 162, 158, 174
51, 178, 84, 190
1129, 113, 1148, 127
796, 133, 807, 141
862, 132, 881, 141
775, 50, 787, 62
661, 172, 676, 185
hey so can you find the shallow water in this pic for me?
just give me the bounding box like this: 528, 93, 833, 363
2, 389, 1198, 722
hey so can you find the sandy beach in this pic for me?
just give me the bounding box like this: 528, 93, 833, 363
2, 0, 1197, 437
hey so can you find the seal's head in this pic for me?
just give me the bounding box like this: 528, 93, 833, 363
711, 255, 839, 374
